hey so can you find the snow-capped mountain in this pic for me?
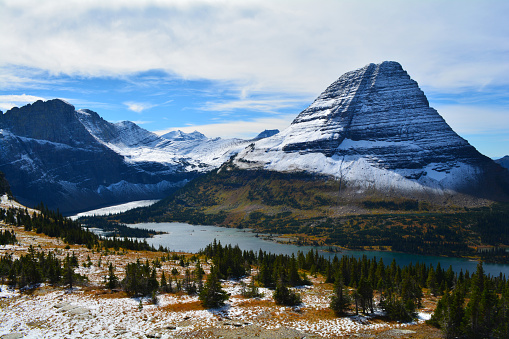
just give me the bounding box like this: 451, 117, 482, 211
0, 99, 252, 213
1, 62, 508, 214
77, 110, 250, 170
0, 100, 186, 213
160, 130, 207, 141
254, 129, 280, 140
233, 61, 509, 200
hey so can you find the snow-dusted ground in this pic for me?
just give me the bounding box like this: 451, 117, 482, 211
0, 279, 433, 339
1, 194, 28, 210
0, 225, 434, 338
70, 200, 159, 220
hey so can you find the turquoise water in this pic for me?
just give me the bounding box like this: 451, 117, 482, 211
129, 222, 509, 277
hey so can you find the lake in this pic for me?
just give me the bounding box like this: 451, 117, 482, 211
128, 222, 509, 277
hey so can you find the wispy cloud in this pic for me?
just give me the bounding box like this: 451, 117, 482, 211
155, 114, 296, 139
201, 98, 310, 114
124, 101, 156, 113
0, 94, 46, 111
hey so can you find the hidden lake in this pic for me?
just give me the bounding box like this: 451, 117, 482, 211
124, 221, 509, 277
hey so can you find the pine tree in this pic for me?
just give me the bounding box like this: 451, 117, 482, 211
106, 263, 118, 289
429, 288, 466, 339
465, 263, 485, 336
160, 271, 168, 292
427, 267, 438, 296
330, 274, 351, 316
273, 279, 301, 306
199, 266, 229, 308
63, 253, 75, 290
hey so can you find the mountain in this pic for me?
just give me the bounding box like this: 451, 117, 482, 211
233, 61, 509, 202
254, 129, 280, 140
160, 130, 207, 141
2, 62, 508, 216
106, 61, 509, 232
0, 100, 196, 213
0, 99, 255, 213
495, 156, 509, 170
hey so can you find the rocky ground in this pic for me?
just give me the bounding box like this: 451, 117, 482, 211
0, 223, 440, 339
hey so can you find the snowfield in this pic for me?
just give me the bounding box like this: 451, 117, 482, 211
70, 200, 159, 220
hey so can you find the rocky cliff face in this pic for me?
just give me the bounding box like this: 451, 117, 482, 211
0, 99, 193, 214
234, 62, 509, 201
0, 171, 11, 197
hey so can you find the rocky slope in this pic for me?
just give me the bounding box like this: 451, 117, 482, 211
233, 61, 509, 202
1, 62, 507, 215
0, 99, 254, 214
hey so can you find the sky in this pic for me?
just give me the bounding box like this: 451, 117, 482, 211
0, 0, 508, 158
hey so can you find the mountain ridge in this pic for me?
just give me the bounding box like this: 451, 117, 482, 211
0, 99, 196, 213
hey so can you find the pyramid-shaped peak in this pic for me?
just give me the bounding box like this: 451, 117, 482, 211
286, 61, 438, 160
234, 61, 507, 199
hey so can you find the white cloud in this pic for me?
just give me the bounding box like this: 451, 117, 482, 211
155, 114, 295, 139
436, 104, 509, 135
0, 94, 46, 111
1, 0, 508, 96
201, 98, 310, 113
124, 101, 156, 113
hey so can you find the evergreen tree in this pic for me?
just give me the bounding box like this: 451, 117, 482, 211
106, 263, 118, 289
426, 267, 438, 296
428, 288, 466, 339
273, 280, 301, 306
199, 266, 229, 308
330, 274, 351, 316
63, 253, 75, 290
160, 271, 168, 293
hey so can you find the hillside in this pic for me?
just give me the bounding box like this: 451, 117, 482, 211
0, 171, 11, 196
92, 162, 509, 258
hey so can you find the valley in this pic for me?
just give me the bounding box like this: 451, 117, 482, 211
1, 61, 509, 338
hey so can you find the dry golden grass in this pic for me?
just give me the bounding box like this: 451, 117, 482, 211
161, 300, 204, 312
236, 299, 274, 308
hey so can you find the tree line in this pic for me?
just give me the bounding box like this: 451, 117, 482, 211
0, 204, 165, 252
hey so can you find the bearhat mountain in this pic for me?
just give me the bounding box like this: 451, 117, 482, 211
233, 61, 509, 201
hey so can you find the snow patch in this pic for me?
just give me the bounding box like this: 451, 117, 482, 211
70, 200, 159, 219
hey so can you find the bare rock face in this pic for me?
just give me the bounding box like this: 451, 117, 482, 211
234, 62, 509, 201
0, 171, 11, 196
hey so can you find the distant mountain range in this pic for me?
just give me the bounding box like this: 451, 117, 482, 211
496, 156, 509, 170
1, 61, 508, 214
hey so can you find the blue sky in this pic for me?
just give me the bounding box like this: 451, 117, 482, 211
1, 0, 508, 158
